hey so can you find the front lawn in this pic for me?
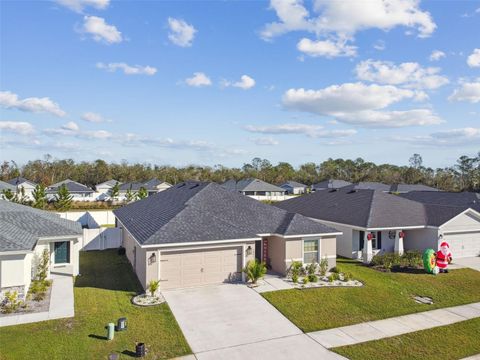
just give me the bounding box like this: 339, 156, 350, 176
0, 250, 191, 360
262, 258, 480, 332
333, 317, 480, 360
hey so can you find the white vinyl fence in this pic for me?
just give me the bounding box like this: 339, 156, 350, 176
82, 228, 122, 251
56, 210, 116, 228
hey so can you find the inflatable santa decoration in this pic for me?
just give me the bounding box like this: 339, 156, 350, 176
436, 241, 453, 273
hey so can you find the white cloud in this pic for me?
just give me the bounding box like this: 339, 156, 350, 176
96, 62, 157, 75
297, 38, 356, 58
81, 16, 122, 44
185, 72, 212, 87
335, 109, 442, 128
84, 130, 112, 139
400, 128, 480, 146
223, 75, 256, 90
245, 123, 357, 138
373, 40, 386, 51
261, 0, 436, 39
0, 91, 66, 117
282, 83, 441, 128
82, 112, 105, 123
62, 121, 80, 131
467, 49, 480, 68
56, 0, 109, 13
283, 83, 421, 113
251, 137, 280, 146
355, 60, 449, 89
167, 18, 196, 47
0, 121, 35, 135
429, 50, 446, 61
448, 80, 480, 103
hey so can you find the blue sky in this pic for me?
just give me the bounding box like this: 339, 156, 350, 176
1, 0, 479, 168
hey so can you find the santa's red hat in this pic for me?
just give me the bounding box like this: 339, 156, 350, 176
440, 241, 449, 248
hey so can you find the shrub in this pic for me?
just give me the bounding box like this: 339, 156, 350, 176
307, 274, 318, 283
302, 277, 309, 285
402, 250, 422, 268
330, 266, 340, 274
29, 280, 51, 301
343, 272, 353, 281
1, 291, 23, 314
36, 249, 50, 282
243, 260, 267, 284
328, 274, 335, 283
288, 261, 303, 282
147, 280, 160, 297
371, 253, 384, 267
319, 257, 328, 276
306, 262, 317, 276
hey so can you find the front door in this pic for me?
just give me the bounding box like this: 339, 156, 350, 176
54, 241, 70, 264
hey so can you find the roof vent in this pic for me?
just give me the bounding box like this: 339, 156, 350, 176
177, 183, 186, 188
328, 189, 338, 192
347, 190, 357, 194
189, 184, 199, 189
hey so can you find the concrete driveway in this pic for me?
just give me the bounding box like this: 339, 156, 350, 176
163, 284, 344, 359
451, 257, 480, 271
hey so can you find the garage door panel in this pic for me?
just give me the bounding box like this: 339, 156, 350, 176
444, 231, 480, 258
160, 247, 242, 290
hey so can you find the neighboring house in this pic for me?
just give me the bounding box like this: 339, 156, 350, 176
222, 178, 287, 201
7, 177, 37, 200
276, 188, 480, 260
311, 179, 352, 192
0, 180, 16, 200
342, 182, 392, 192
279, 181, 308, 195
118, 182, 145, 201
0, 200, 82, 299
143, 178, 172, 196
46, 179, 95, 202
94, 179, 122, 201
114, 181, 340, 291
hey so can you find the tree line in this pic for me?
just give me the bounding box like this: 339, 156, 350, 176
1, 153, 479, 192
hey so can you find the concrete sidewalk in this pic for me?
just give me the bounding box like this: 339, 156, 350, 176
0, 274, 74, 327
308, 302, 480, 348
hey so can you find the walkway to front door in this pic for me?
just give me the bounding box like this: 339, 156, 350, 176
163, 284, 345, 359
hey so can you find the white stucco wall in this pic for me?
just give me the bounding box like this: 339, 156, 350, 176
0, 253, 30, 290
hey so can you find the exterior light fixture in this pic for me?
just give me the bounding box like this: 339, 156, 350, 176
148, 253, 156, 265
246, 246, 253, 256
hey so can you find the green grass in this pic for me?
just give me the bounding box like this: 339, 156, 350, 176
262, 258, 480, 332
0, 250, 191, 360
333, 317, 480, 360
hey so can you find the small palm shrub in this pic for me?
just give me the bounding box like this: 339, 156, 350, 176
343, 272, 353, 281
288, 261, 303, 284
243, 260, 267, 284
29, 280, 51, 301
147, 280, 160, 296
319, 257, 328, 276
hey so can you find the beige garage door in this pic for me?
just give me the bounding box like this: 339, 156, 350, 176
444, 231, 480, 258
160, 247, 242, 290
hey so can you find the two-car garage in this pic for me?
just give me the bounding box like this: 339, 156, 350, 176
443, 231, 480, 258
159, 247, 243, 290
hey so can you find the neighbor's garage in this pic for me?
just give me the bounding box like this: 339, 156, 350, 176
159, 247, 242, 290
443, 231, 480, 258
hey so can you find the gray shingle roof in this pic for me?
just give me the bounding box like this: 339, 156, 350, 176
119, 182, 145, 192
391, 184, 439, 192
96, 179, 121, 188
280, 181, 307, 188
143, 178, 171, 190
0, 180, 16, 192
276, 188, 479, 228
343, 182, 391, 192
47, 179, 94, 194
222, 178, 285, 193
276, 188, 427, 228
7, 177, 37, 187
312, 179, 352, 190
114, 182, 338, 246
0, 200, 82, 252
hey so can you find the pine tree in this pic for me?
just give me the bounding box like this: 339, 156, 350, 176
32, 184, 47, 209
137, 186, 148, 200
109, 182, 120, 201
54, 184, 73, 211
125, 185, 136, 203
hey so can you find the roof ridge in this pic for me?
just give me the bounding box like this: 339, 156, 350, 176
365, 190, 376, 228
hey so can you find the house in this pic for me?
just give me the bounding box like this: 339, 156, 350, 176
279, 181, 308, 195
343, 182, 392, 192
7, 177, 37, 200
311, 179, 352, 191
0, 180, 16, 199
118, 182, 145, 201
46, 179, 95, 202
222, 178, 286, 201
276, 188, 480, 260
94, 179, 121, 201
114, 181, 340, 291
143, 178, 172, 196
0, 200, 82, 299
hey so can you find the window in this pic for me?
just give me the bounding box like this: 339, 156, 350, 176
304, 240, 319, 263
370, 232, 382, 250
